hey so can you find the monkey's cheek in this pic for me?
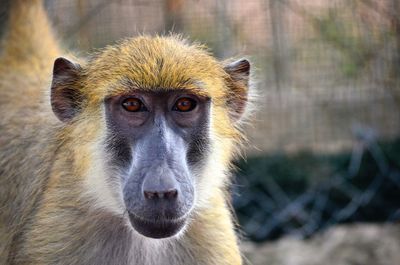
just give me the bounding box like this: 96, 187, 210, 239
128, 213, 186, 239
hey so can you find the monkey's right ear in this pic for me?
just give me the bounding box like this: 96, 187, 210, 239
223, 59, 251, 122
51, 57, 82, 123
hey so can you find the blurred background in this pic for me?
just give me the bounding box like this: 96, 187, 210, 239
44, 0, 400, 264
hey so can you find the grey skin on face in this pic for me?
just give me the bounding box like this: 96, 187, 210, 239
104, 90, 211, 238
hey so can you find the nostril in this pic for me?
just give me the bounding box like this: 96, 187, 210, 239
164, 189, 178, 199
143, 191, 158, 200
143, 189, 178, 200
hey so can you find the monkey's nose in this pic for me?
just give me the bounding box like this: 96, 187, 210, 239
143, 189, 178, 200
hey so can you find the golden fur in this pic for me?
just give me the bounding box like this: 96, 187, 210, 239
0, 1, 249, 264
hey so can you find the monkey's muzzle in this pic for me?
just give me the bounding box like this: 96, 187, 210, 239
123, 167, 194, 239
120, 118, 196, 239
125, 187, 193, 239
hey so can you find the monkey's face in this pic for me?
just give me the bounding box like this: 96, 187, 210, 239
50, 36, 250, 240
104, 90, 210, 238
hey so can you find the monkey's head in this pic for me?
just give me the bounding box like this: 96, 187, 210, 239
50, 36, 251, 239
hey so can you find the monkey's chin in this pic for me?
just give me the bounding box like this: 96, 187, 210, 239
128, 213, 186, 239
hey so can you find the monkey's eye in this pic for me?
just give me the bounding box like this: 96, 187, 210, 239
122, 98, 147, 112
173, 97, 197, 112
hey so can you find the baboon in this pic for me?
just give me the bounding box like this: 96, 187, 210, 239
0, 0, 252, 264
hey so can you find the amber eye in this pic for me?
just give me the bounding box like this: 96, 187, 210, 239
122, 98, 147, 112
173, 97, 197, 112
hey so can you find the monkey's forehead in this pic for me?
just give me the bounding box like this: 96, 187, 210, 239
82, 36, 229, 103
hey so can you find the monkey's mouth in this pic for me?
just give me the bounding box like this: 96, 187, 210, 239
128, 213, 186, 239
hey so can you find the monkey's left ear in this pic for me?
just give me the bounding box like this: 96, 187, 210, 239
51, 57, 83, 123
223, 59, 251, 121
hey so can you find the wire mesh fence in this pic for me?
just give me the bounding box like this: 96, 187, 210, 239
44, 0, 400, 153
233, 127, 400, 241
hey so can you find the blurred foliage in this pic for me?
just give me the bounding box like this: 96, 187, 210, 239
284, 0, 398, 80
235, 138, 400, 197
236, 151, 347, 197
314, 13, 368, 77
233, 138, 400, 241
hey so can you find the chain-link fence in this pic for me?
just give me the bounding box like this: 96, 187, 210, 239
234, 127, 400, 241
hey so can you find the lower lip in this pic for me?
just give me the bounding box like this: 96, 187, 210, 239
128, 213, 186, 239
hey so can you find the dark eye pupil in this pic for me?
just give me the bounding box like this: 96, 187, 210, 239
179, 101, 190, 107
125, 101, 139, 107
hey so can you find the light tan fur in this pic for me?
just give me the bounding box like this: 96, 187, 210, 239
0, 1, 249, 264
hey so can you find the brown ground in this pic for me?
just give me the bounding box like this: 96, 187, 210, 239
242, 223, 400, 265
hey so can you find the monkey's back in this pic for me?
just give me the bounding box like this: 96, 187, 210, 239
0, 60, 58, 260
0, 0, 61, 259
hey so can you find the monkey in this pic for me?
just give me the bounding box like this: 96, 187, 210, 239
0, 0, 252, 264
